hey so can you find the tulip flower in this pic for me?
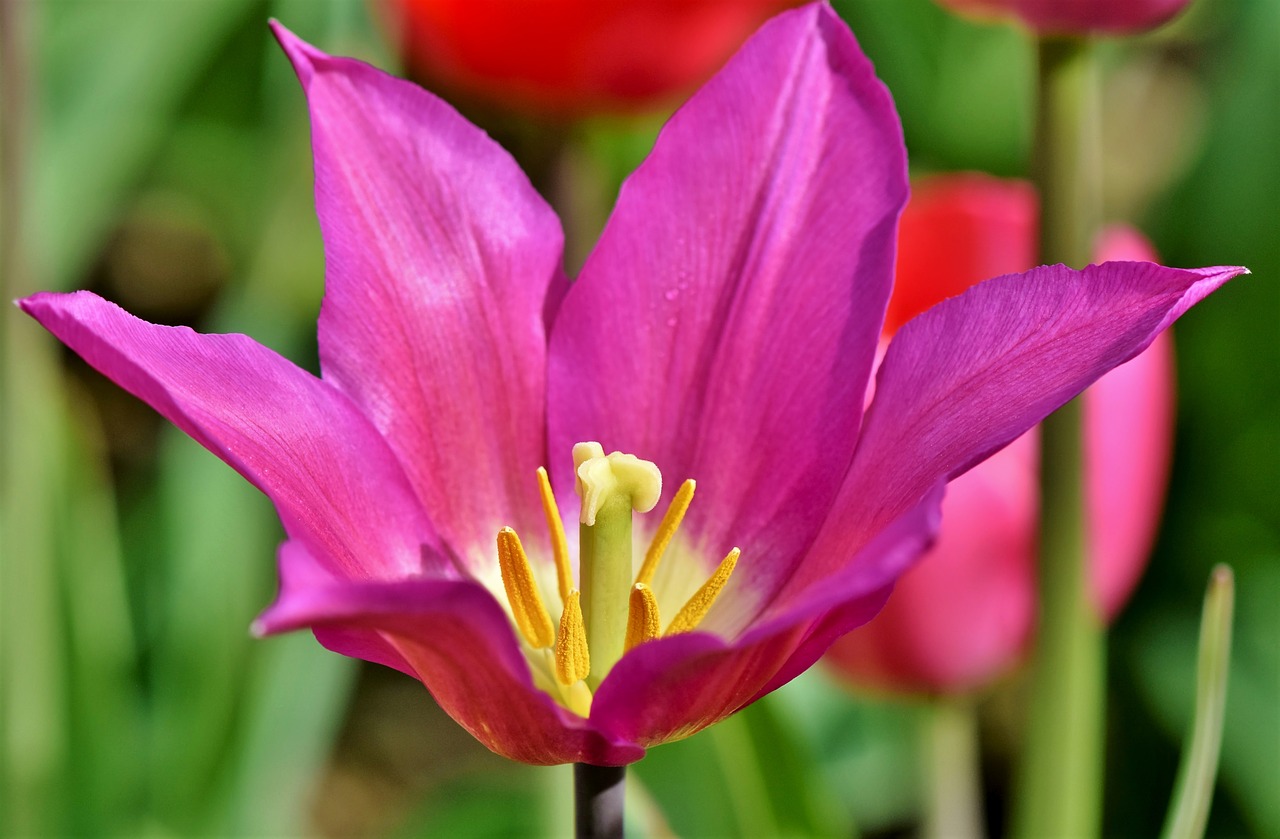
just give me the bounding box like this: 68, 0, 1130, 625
20, 4, 1241, 766
825, 173, 1175, 693
934, 0, 1191, 35
381, 0, 799, 114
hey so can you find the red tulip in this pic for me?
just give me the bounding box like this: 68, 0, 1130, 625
380, 0, 801, 114
825, 173, 1175, 693
934, 0, 1191, 35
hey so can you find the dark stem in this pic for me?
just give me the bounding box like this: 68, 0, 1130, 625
574, 763, 625, 839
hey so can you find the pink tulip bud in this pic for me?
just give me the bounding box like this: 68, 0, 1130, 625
825, 173, 1174, 693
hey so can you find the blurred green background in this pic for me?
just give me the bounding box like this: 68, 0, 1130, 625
1, 0, 1276, 836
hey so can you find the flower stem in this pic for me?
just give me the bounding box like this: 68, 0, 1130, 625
922, 696, 985, 839
3, 3, 70, 835
1160, 565, 1234, 839
574, 763, 625, 839
1013, 36, 1105, 839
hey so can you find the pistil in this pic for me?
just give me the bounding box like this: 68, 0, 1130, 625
573, 442, 661, 689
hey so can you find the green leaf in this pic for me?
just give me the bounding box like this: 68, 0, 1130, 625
1160, 565, 1235, 839
635, 681, 851, 838
57, 395, 143, 836
212, 634, 357, 836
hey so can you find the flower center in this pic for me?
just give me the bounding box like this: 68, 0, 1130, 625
495, 441, 740, 717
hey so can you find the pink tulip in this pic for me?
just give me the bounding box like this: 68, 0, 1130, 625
935, 0, 1192, 35
825, 173, 1175, 693
23, 8, 1237, 763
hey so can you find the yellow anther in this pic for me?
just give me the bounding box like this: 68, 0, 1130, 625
536, 466, 573, 602
636, 478, 696, 587
555, 589, 591, 685
625, 583, 662, 651
496, 527, 555, 649
666, 547, 740, 636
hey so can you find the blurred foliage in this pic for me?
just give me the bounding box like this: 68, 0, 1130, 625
1, 0, 1275, 836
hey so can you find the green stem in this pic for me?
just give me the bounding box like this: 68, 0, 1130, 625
707, 711, 780, 838
922, 696, 985, 839
3, 3, 70, 835
1013, 36, 1105, 839
1160, 565, 1234, 839
574, 763, 625, 839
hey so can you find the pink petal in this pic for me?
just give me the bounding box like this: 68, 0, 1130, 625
256, 577, 645, 766
788, 262, 1245, 596
20, 291, 443, 581
547, 3, 907, 594
273, 23, 565, 565
266, 539, 421, 678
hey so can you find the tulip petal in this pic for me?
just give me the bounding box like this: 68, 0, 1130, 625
19, 291, 442, 580
273, 23, 565, 565
788, 262, 1245, 595
264, 539, 421, 678
256, 577, 645, 766
548, 3, 907, 593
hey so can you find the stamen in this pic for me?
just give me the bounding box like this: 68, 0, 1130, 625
555, 589, 591, 685
625, 583, 662, 651
496, 527, 555, 649
666, 547, 740, 636
536, 466, 573, 602
636, 478, 696, 586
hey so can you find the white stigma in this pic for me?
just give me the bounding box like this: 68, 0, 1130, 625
572, 442, 662, 526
